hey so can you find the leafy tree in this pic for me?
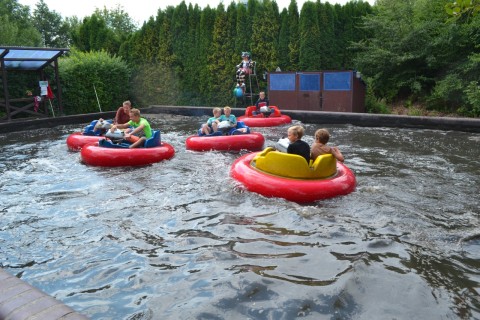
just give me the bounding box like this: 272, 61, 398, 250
0, 0, 41, 46
32, 0, 63, 47
445, 0, 480, 22
428, 13, 480, 115
55, 16, 80, 48
94, 5, 138, 35
353, 0, 439, 100
73, 14, 117, 53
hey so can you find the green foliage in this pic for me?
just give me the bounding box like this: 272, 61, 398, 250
235, 3, 249, 54
445, 0, 480, 22
59, 50, 131, 115
207, 4, 233, 106
299, 2, 321, 70
32, 0, 63, 47
130, 63, 181, 107
251, 0, 280, 78
427, 73, 464, 111
94, 5, 138, 34
277, 9, 290, 70
0, 0, 41, 46
364, 77, 390, 114
463, 81, 480, 116
287, 0, 300, 71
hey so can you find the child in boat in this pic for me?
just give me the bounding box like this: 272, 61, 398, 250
254, 91, 273, 117
310, 128, 344, 162
218, 106, 248, 134
218, 106, 237, 127
201, 107, 222, 135
109, 108, 152, 148
287, 125, 310, 163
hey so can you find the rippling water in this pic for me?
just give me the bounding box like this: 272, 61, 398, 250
1, 113, 479, 320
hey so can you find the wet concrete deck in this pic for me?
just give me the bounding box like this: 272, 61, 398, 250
0, 269, 88, 320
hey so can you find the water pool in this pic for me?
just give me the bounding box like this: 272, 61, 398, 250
1, 113, 479, 319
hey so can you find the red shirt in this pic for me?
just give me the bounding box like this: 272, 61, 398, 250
114, 107, 130, 124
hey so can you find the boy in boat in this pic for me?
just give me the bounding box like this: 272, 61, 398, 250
254, 91, 273, 117
286, 125, 310, 163
310, 128, 344, 162
109, 108, 152, 148
216, 106, 245, 135
200, 107, 222, 135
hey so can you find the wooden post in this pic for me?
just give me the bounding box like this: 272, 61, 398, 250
1, 49, 11, 121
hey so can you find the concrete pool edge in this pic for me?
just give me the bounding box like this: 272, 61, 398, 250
144, 106, 480, 133
0, 268, 88, 319
1, 106, 480, 134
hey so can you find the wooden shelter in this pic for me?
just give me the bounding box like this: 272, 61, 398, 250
0, 46, 69, 121
267, 70, 366, 112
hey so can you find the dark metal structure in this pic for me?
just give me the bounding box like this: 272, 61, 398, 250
267, 70, 366, 112
0, 46, 69, 121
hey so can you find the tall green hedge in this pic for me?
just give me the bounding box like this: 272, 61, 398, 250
59, 50, 131, 115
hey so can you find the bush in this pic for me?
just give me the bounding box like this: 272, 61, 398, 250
364, 77, 390, 114
59, 50, 131, 115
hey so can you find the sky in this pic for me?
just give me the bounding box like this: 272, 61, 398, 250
17, 0, 375, 25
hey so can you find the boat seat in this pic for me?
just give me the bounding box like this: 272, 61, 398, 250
228, 121, 250, 135
309, 154, 337, 178
245, 106, 281, 118
144, 130, 161, 148
253, 148, 336, 179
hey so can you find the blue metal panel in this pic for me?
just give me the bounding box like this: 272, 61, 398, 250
324, 72, 352, 91
269, 73, 296, 91
299, 73, 320, 91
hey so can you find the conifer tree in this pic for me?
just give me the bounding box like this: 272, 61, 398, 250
235, 2, 249, 55
277, 9, 290, 70
182, 4, 202, 104
317, 2, 337, 69
251, 0, 279, 80
287, 0, 300, 71
198, 6, 217, 103
298, 1, 321, 70
208, 4, 234, 106
226, 2, 240, 74
158, 8, 176, 66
